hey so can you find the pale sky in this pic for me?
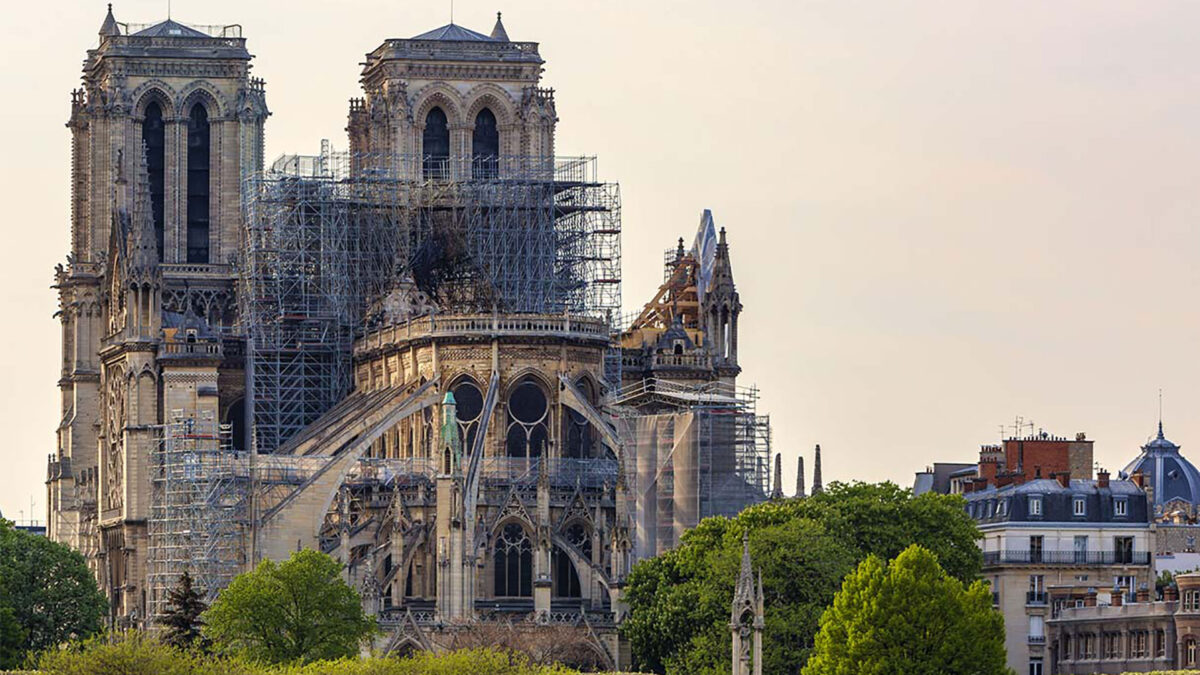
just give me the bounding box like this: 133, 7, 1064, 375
3, 0, 1200, 520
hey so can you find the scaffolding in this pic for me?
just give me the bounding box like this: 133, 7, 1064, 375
146, 413, 246, 622
240, 147, 622, 453
612, 379, 770, 558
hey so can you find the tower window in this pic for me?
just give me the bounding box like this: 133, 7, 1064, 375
186, 104, 210, 263
142, 102, 165, 258
423, 107, 450, 179
472, 107, 499, 179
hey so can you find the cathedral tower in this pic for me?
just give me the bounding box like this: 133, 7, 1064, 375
50, 4, 267, 625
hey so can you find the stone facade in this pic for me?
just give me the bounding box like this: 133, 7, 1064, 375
1049, 573, 1200, 673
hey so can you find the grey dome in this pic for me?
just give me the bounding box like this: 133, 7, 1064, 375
1122, 422, 1200, 508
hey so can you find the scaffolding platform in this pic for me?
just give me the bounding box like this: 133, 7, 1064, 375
239, 147, 622, 453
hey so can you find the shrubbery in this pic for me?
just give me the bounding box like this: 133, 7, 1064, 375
32, 632, 584, 675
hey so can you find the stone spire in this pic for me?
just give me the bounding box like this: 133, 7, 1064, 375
128, 142, 159, 274
730, 530, 763, 675
490, 11, 510, 41
796, 456, 806, 499
769, 453, 783, 500
732, 531, 755, 614
100, 4, 121, 37
812, 444, 823, 495
440, 391, 462, 473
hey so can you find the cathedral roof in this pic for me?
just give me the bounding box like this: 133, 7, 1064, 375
132, 19, 211, 38
411, 23, 498, 42
1122, 422, 1200, 508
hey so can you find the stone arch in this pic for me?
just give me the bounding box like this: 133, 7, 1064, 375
411, 84, 465, 129
132, 83, 176, 121
136, 370, 157, 426
176, 82, 226, 120
464, 84, 517, 128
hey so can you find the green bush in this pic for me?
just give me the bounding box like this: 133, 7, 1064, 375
33, 632, 585, 675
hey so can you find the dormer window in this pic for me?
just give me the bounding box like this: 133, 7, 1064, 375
186, 328, 198, 344
673, 341, 684, 355
1074, 496, 1087, 517
1114, 498, 1128, 518
1029, 496, 1043, 517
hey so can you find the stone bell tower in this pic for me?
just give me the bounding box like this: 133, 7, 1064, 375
49, 4, 267, 626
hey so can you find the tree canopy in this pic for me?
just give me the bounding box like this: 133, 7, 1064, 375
201, 549, 376, 664
802, 545, 1008, 675
620, 482, 983, 674
0, 518, 107, 668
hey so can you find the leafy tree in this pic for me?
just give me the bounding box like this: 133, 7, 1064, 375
0, 518, 106, 667
202, 549, 376, 664
622, 482, 983, 674
162, 571, 208, 649
802, 544, 1008, 675
0, 603, 26, 669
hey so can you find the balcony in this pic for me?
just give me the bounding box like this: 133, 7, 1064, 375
1027, 635, 1046, 645
1026, 591, 1048, 605
982, 550, 1149, 566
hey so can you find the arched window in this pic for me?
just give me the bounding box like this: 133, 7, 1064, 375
142, 102, 165, 258
493, 523, 532, 597
553, 522, 591, 598
452, 379, 485, 454
506, 378, 548, 458
472, 108, 499, 179
423, 107, 450, 179
553, 546, 582, 598
225, 397, 245, 452
186, 104, 210, 263
563, 378, 595, 459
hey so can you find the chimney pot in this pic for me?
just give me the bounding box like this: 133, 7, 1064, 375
1055, 471, 1071, 488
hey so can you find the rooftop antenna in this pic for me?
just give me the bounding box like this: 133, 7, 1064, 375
450, 0, 454, 24
168, 0, 171, 20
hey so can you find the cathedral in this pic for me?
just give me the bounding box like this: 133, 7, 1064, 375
47, 6, 770, 667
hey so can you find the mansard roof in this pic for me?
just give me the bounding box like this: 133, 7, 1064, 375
412, 23, 498, 42
132, 19, 211, 38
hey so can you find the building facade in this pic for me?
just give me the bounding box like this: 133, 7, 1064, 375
966, 472, 1154, 675
47, 8, 771, 664
1048, 572, 1200, 673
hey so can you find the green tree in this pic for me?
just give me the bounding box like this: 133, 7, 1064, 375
0, 519, 106, 667
621, 482, 982, 674
802, 545, 1009, 675
202, 549, 376, 664
162, 571, 208, 649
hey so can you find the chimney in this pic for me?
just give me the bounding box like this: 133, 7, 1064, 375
1130, 470, 1146, 489
1098, 469, 1110, 489
1054, 471, 1071, 489
1084, 588, 1097, 607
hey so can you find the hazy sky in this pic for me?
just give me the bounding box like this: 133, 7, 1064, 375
3, 0, 1200, 520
